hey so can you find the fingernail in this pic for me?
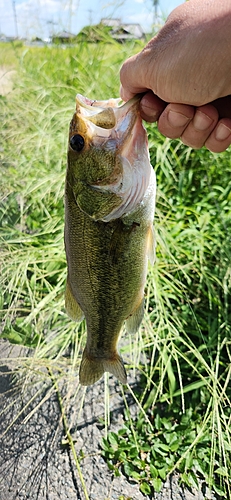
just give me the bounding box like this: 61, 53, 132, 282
215, 123, 231, 141
168, 110, 190, 127
193, 111, 213, 131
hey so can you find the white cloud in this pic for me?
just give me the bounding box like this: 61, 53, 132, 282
16, 0, 65, 21
12, 0, 80, 37
126, 8, 152, 30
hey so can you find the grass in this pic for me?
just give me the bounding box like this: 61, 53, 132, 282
1, 39, 231, 499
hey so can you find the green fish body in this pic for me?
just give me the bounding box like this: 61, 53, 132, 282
65, 94, 156, 386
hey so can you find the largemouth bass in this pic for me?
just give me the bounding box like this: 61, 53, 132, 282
64, 93, 156, 386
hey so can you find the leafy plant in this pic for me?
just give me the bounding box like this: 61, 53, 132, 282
102, 401, 230, 497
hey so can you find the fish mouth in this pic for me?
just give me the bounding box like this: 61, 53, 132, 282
74, 93, 149, 179
74, 93, 144, 146
71, 93, 153, 221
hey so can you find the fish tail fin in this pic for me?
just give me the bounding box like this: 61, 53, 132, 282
79, 349, 127, 386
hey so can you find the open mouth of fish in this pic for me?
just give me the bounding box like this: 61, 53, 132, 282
69, 93, 152, 222
72, 92, 148, 154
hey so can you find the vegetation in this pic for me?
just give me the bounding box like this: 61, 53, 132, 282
75, 23, 114, 43
1, 39, 231, 499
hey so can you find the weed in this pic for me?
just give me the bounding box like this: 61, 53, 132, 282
1, 41, 231, 498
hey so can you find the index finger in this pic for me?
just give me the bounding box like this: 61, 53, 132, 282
120, 54, 150, 101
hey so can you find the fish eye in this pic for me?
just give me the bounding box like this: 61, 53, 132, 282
70, 134, 85, 152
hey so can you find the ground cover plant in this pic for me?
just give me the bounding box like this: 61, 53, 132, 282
0, 38, 231, 499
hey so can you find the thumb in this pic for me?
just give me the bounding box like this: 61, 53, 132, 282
120, 52, 152, 101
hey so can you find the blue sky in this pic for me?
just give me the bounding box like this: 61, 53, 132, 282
0, 0, 183, 39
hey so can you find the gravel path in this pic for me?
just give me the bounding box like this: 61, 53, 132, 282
0, 340, 215, 500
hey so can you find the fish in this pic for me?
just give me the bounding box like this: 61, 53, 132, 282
64, 93, 156, 386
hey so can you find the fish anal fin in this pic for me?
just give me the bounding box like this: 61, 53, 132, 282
79, 349, 127, 386
65, 278, 84, 322
125, 297, 144, 334
147, 223, 155, 265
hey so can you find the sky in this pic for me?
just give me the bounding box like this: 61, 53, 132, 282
0, 0, 183, 39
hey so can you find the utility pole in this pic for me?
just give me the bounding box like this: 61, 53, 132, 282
12, 0, 18, 38
88, 9, 93, 26
68, 0, 73, 33
153, 0, 159, 24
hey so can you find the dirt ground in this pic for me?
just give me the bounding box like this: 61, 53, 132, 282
0, 339, 216, 500
0, 66, 16, 95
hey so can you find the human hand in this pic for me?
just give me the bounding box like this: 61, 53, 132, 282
136, 92, 231, 153
120, 0, 231, 153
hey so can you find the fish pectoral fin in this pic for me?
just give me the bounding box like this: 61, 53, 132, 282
147, 223, 155, 265
125, 297, 145, 334
79, 349, 127, 386
65, 278, 84, 322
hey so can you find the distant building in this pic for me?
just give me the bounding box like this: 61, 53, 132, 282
0, 34, 18, 42
52, 31, 75, 44
101, 18, 145, 42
